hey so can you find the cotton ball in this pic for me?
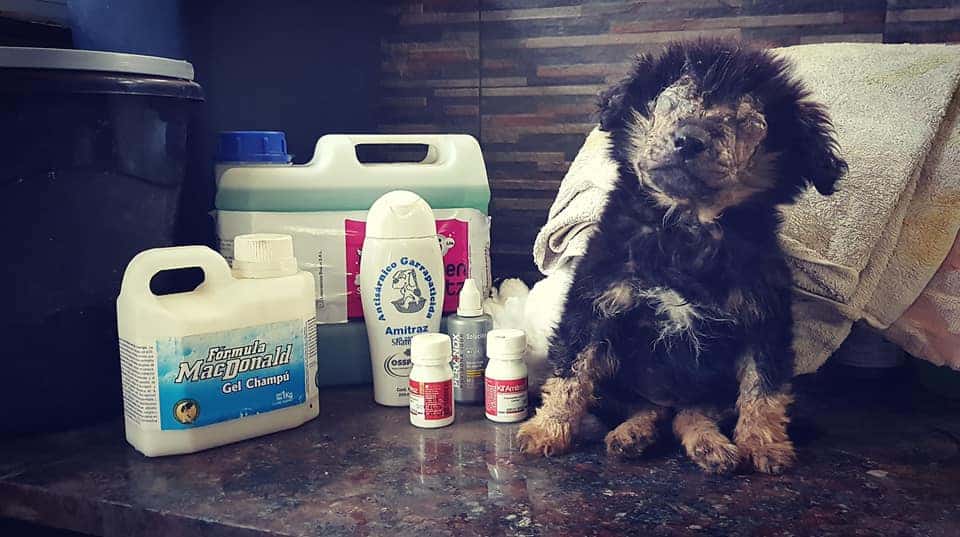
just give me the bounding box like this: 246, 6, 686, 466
483, 297, 506, 325
497, 278, 530, 301
501, 296, 526, 328
484, 279, 531, 328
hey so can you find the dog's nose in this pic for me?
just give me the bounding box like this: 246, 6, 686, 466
673, 125, 708, 159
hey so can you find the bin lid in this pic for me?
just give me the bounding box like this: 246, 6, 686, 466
0, 47, 194, 80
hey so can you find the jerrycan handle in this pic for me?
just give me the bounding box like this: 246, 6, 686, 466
120, 245, 233, 300
341, 134, 452, 166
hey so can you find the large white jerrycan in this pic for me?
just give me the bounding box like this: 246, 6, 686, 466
117, 240, 318, 456
215, 133, 490, 213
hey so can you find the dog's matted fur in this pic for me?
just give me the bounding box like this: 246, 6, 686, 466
517, 40, 847, 474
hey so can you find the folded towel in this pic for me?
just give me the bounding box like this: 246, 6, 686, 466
777, 43, 960, 373
533, 127, 618, 274
517, 42, 960, 376
879, 67, 960, 371
884, 228, 960, 370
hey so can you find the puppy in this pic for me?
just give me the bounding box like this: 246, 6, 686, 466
516, 40, 846, 474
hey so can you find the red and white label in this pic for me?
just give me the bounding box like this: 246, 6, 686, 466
409, 379, 453, 421
345, 218, 470, 318
485, 377, 528, 417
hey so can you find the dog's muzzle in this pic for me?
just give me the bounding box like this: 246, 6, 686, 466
646, 163, 719, 201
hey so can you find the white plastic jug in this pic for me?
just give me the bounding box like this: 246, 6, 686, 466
216, 134, 490, 213
216, 133, 491, 325
117, 237, 318, 456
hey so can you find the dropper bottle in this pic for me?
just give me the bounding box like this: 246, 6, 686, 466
446, 278, 493, 404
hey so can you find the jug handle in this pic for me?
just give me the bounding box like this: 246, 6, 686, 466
341, 134, 452, 165
120, 245, 233, 300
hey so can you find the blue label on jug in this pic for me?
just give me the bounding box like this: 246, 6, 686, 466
155, 319, 307, 430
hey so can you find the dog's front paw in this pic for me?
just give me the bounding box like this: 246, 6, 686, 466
605, 420, 658, 459
739, 439, 795, 475
687, 433, 740, 474
517, 415, 573, 457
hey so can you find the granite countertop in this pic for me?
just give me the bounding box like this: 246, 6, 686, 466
2, 372, 959, 537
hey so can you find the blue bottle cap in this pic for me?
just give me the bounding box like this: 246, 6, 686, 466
216, 131, 291, 163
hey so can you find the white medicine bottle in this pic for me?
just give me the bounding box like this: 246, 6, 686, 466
484, 329, 528, 423
409, 333, 455, 428
358, 190, 445, 407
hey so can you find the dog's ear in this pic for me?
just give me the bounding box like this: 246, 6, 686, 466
597, 52, 665, 131
792, 101, 847, 195
597, 81, 627, 132
597, 80, 631, 131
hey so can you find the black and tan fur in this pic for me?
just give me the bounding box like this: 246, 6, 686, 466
517, 40, 846, 474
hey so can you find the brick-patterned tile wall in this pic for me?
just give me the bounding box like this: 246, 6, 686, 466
886, 0, 960, 42
380, 1, 481, 138
378, 0, 959, 282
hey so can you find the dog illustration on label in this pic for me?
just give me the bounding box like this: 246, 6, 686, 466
391, 268, 427, 313
173, 399, 199, 425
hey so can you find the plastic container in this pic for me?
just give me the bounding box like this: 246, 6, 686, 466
215, 133, 491, 389
216, 134, 489, 213
409, 333, 455, 428
835, 322, 906, 369
485, 329, 529, 423
216, 132, 490, 324
0, 46, 203, 433
116, 235, 319, 456
359, 191, 445, 406
447, 278, 493, 404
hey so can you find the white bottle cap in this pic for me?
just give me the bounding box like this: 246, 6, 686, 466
457, 278, 484, 317
487, 329, 526, 358
366, 190, 437, 239
411, 333, 452, 365
232, 233, 299, 278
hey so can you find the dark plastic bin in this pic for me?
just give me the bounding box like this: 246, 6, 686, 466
0, 47, 203, 433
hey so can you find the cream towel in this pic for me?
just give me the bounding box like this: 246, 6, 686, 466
883, 229, 960, 370
777, 43, 960, 373
879, 70, 960, 371
513, 42, 960, 376
532, 127, 618, 274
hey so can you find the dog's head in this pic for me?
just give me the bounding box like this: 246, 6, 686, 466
599, 40, 847, 221
391, 268, 415, 290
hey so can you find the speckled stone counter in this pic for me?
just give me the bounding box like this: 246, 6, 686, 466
2, 371, 959, 537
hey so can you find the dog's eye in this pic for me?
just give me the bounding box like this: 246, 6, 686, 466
738, 116, 766, 133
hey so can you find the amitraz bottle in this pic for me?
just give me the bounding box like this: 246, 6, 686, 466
446, 278, 493, 404
358, 191, 445, 406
